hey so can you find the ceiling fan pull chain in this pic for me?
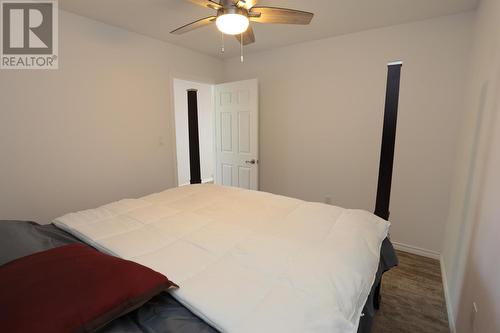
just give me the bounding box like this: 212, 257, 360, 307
221, 32, 225, 54
240, 33, 244, 63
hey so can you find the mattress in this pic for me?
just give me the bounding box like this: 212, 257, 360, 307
54, 184, 390, 333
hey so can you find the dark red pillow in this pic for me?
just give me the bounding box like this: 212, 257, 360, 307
0, 243, 178, 333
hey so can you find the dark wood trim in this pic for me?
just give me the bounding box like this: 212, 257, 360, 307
187, 89, 202, 184
375, 63, 402, 221
373, 62, 402, 310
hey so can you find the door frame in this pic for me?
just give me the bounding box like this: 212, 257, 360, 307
169, 73, 217, 187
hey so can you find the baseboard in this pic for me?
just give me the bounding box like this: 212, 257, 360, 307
440, 256, 457, 333
392, 241, 441, 260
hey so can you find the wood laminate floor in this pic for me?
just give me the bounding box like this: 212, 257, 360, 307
372, 250, 450, 333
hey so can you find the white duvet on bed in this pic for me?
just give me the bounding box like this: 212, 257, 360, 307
54, 184, 389, 333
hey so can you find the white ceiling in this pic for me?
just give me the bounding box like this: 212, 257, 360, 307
59, 0, 478, 58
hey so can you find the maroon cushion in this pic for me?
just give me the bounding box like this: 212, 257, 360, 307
0, 243, 178, 333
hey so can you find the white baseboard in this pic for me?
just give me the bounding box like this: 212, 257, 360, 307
440, 257, 457, 333
392, 241, 441, 260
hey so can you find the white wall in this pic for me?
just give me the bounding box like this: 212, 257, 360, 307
0, 11, 223, 224
442, 0, 500, 331
173, 79, 214, 186
223, 13, 475, 254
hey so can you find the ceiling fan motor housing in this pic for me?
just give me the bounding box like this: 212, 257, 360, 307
220, 0, 239, 8
217, 7, 248, 18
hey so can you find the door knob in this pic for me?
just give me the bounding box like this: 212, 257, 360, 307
245, 159, 257, 165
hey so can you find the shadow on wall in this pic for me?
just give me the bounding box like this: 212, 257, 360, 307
457, 262, 500, 333
447, 81, 489, 308
456, 66, 500, 333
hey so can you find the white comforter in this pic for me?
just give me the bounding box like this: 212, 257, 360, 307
54, 184, 389, 333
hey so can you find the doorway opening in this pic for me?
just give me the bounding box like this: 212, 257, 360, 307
173, 79, 215, 186
173, 78, 259, 190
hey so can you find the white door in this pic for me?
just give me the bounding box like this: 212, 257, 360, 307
215, 79, 259, 190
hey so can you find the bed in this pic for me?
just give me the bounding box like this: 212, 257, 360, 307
0, 62, 402, 333
0, 184, 397, 333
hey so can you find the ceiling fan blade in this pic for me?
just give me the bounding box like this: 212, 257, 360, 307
170, 16, 217, 34
186, 0, 222, 10
235, 26, 256, 45
249, 6, 314, 25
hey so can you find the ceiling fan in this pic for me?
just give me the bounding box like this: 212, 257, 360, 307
170, 0, 314, 47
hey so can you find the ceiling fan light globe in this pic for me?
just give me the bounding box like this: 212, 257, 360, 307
216, 14, 249, 35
